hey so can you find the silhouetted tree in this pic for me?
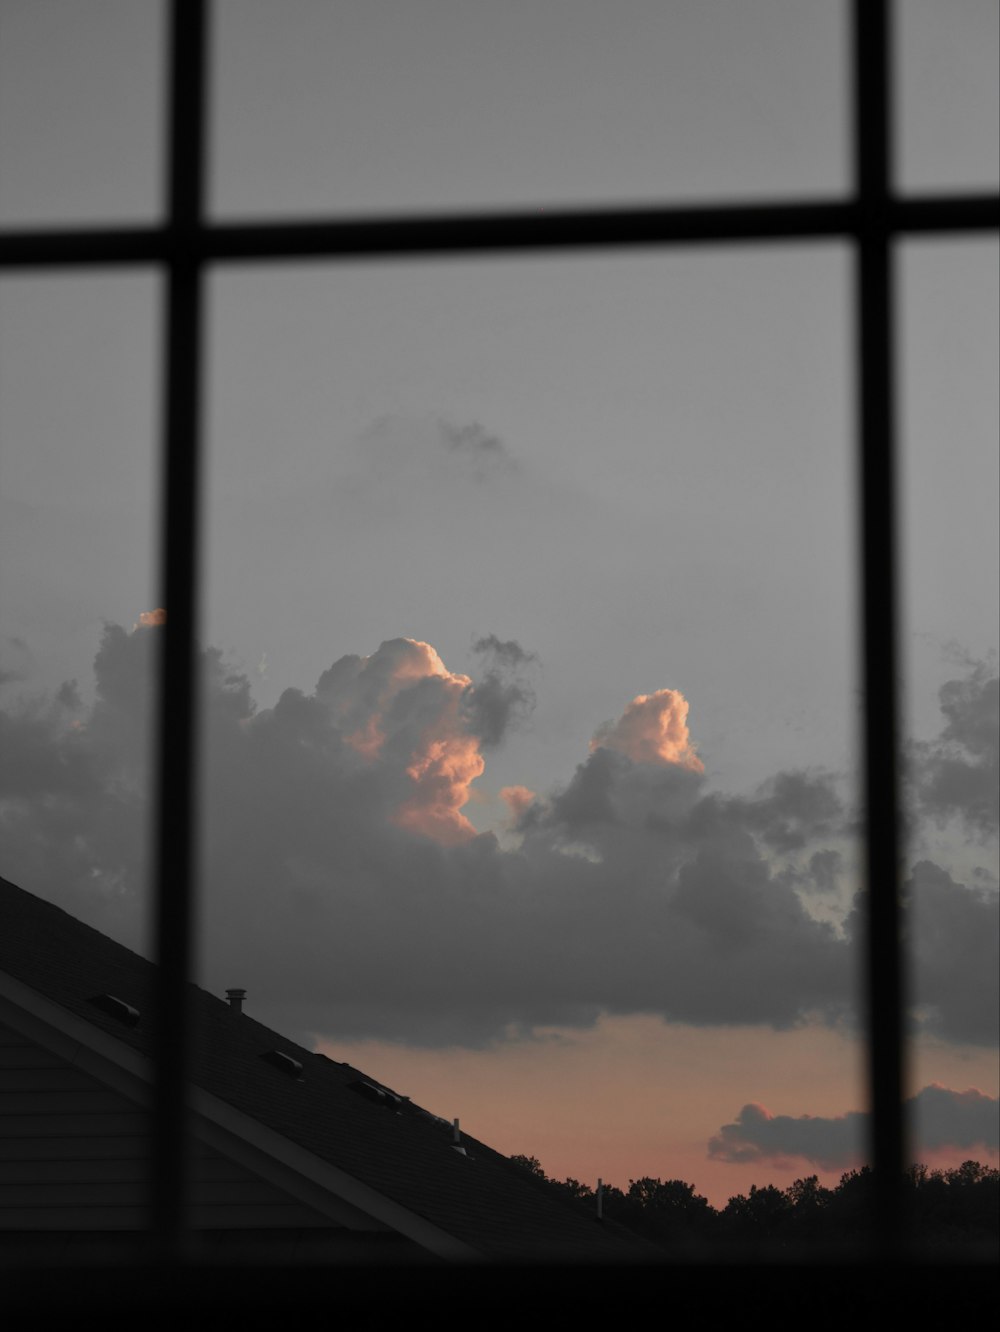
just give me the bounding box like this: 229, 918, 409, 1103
622, 1177, 715, 1245
784, 1174, 834, 1239
721, 1183, 792, 1242
509, 1154, 546, 1178
826, 1165, 876, 1237
509, 1153, 998, 1252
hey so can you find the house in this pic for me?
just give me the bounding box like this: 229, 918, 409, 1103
0, 874, 650, 1266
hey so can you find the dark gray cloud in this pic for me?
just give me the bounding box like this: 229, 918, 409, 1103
463, 635, 538, 748
911, 661, 998, 838
0, 623, 994, 1049
708, 1084, 999, 1170
55, 680, 82, 710
732, 771, 846, 853
839, 857, 999, 1047
808, 848, 843, 895
904, 859, 999, 1046
0, 625, 156, 950
910, 1083, 1000, 1154
709, 1101, 863, 1169
471, 635, 538, 670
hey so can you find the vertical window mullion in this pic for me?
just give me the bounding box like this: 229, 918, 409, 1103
854, 0, 905, 1252
151, 0, 208, 1255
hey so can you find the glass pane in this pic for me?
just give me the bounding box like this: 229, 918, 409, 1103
896, 0, 1000, 194
211, 0, 848, 220
0, 273, 159, 947
899, 240, 999, 1205
201, 250, 869, 1245
0, 0, 165, 226
0, 273, 159, 1241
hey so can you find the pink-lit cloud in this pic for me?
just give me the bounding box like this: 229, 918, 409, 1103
134, 608, 166, 629
591, 688, 704, 772
501, 785, 536, 823
318, 637, 482, 844
397, 730, 484, 846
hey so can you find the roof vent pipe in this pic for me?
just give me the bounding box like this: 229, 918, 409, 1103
226, 988, 246, 1013
451, 1117, 467, 1156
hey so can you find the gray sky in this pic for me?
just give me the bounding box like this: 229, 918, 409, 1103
1, 0, 997, 1200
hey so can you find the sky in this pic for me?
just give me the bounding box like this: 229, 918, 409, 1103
0, 0, 997, 1208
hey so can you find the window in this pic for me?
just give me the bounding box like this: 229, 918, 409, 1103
1, 0, 996, 1299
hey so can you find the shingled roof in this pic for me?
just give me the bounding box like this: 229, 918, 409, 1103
0, 875, 652, 1263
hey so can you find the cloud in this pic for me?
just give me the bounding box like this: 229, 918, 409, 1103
500, 785, 536, 824
471, 634, 538, 670
904, 859, 999, 1046
591, 688, 703, 773
463, 635, 538, 748
0, 622, 995, 1049
315, 637, 487, 845
440, 422, 516, 480
0, 621, 160, 948
731, 771, 845, 854
911, 661, 998, 838
357, 416, 517, 491
911, 1084, 1000, 1153
837, 857, 999, 1047
709, 1101, 863, 1169
807, 848, 843, 895
708, 1085, 999, 1170
55, 680, 83, 711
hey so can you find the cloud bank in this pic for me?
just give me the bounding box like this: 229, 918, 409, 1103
0, 623, 995, 1048
709, 1084, 1000, 1170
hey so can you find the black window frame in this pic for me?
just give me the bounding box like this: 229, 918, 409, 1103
1, 0, 997, 1290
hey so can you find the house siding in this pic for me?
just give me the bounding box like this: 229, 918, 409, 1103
0, 1023, 340, 1231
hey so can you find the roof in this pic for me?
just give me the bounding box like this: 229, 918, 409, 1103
0, 875, 652, 1262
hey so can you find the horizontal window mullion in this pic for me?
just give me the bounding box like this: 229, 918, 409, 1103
1, 195, 995, 272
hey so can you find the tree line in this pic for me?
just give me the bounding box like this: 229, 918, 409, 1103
510, 1155, 999, 1252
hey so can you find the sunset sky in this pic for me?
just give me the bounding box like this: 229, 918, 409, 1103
1, 0, 997, 1207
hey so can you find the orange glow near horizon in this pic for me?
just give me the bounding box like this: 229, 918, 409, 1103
318, 1018, 865, 1207
319, 1019, 998, 1208
592, 687, 704, 772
